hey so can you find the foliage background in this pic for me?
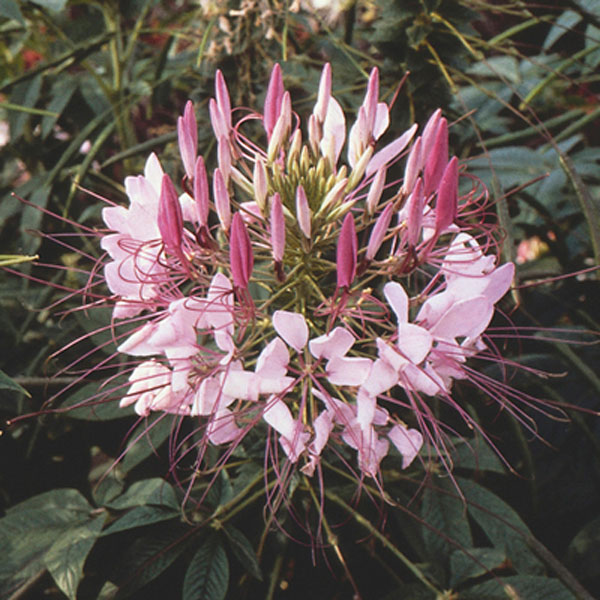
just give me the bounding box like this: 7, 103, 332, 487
0, 0, 599, 598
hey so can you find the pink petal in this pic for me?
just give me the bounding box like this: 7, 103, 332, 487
396, 323, 433, 364
314, 63, 332, 123
309, 327, 354, 360
424, 117, 448, 197
272, 310, 308, 352
383, 281, 409, 323
194, 156, 209, 227
213, 168, 231, 231
256, 337, 290, 379
207, 408, 240, 444
215, 70, 232, 131
388, 425, 423, 469
366, 202, 394, 260
365, 123, 417, 178
326, 356, 372, 386
430, 296, 494, 340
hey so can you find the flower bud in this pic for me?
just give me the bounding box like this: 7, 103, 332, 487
295, 185, 311, 239
270, 192, 285, 263
229, 212, 253, 289
177, 100, 197, 180
336, 213, 357, 289
158, 174, 183, 254
193, 156, 209, 228
366, 203, 394, 261
213, 168, 231, 231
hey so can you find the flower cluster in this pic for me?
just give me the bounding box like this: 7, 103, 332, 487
101, 63, 513, 482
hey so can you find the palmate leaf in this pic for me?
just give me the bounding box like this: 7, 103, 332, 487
183, 535, 229, 600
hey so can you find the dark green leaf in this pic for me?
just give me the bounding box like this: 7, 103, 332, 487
45, 514, 106, 600
41, 78, 78, 139
116, 527, 190, 597
183, 536, 229, 600
60, 378, 133, 421
224, 525, 262, 581
21, 184, 50, 255
457, 478, 544, 574
421, 477, 472, 576
119, 413, 175, 473
0, 369, 29, 396
102, 506, 179, 536
449, 548, 506, 587
0, 0, 25, 25
8, 75, 42, 141
107, 478, 179, 510
462, 575, 576, 599
6, 488, 92, 516
452, 437, 505, 474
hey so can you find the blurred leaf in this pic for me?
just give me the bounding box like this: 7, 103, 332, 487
102, 506, 179, 536
544, 11, 583, 50
21, 183, 50, 256
29, 0, 68, 11
45, 513, 106, 600
457, 478, 544, 574
223, 524, 262, 581
8, 74, 42, 141
106, 478, 179, 510
461, 575, 576, 599
449, 547, 506, 587
0, 0, 24, 24
183, 535, 229, 600
41, 78, 79, 139
0, 369, 29, 396
566, 516, 600, 583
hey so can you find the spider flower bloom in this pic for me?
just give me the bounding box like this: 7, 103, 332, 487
56, 62, 531, 504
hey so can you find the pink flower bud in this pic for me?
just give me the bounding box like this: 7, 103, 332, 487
230, 212, 254, 289
193, 156, 209, 227
406, 177, 424, 247
295, 185, 311, 239
434, 156, 458, 234
363, 67, 380, 132
213, 168, 231, 231
253, 156, 268, 213
314, 63, 332, 123
424, 117, 448, 197
270, 192, 285, 263
215, 69, 232, 131
264, 63, 284, 139
366, 203, 394, 261
158, 174, 183, 253
366, 168, 386, 216
217, 135, 231, 185
336, 213, 357, 289
177, 101, 197, 180
421, 108, 442, 157
209, 98, 228, 140
308, 113, 320, 155
401, 136, 422, 197
267, 91, 291, 162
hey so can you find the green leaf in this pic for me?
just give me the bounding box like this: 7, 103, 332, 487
102, 506, 179, 536
449, 548, 506, 587
462, 575, 576, 599
45, 514, 107, 600
116, 527, 190, 596
0, 0, 25, 24
224, 525, 262, 581
29, 0, 68, 11
544, 10, 582, 50
60, 378, 133, 421
183, 536, 229, 600
0, 369, 29, 396
21, 183, 50, 256
6, 488, 92, 516
421, 477, 472, 576
119, 413, 175, 473
41, 78, 78, 139
106, 478, 179, 510
457, 478, 544, 574
452, 437, 505, 474
7, 75, 42, 141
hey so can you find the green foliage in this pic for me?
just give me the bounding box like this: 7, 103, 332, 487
0, 1, 598, 599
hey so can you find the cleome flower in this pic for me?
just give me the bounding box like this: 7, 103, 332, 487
88, 63, 519, 489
